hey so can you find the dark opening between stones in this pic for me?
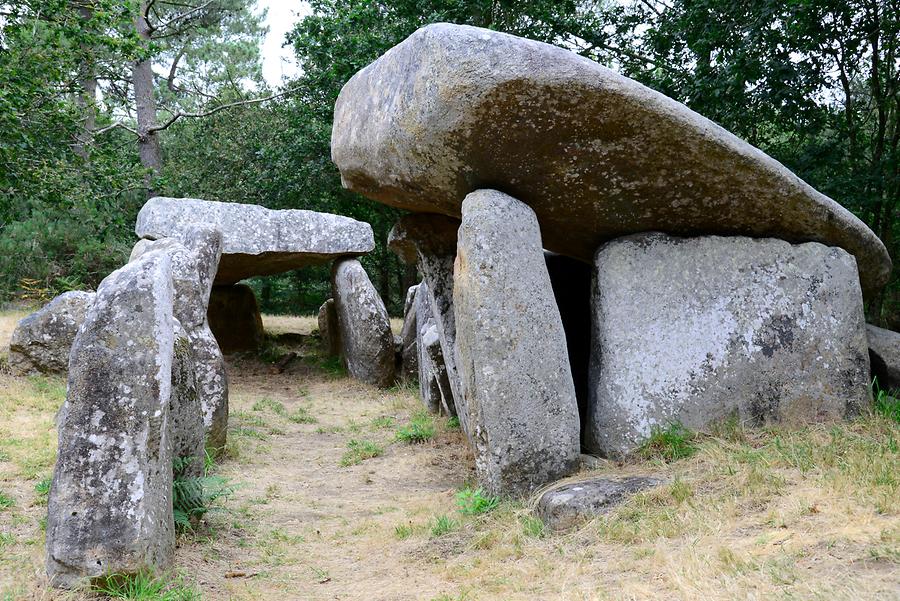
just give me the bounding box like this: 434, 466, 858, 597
544, 252, 592, 449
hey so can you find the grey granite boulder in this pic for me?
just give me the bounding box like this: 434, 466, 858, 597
207, 284, 265, 354
171, 321, 205, 479
867, 325, 900, 391
414, 282, 454, 415
8, 291, 95, 376
136, 197, 375, 284
588, 233, 872, 457
331, 258, 396, 388
454, 189, 580, 496
388, 215, 466, 435
318, 298, 341, 357
332, 23, 890, 296
536, 477, 662, 531
46, 251, 176, 587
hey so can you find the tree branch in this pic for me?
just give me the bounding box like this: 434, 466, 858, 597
93, 121, 139, 137
148, 88, 298, 133
153, 0, 215, 33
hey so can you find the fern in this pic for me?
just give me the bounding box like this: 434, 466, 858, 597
172, 458, 233, 531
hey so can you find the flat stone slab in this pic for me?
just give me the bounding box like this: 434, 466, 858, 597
587, 233, 871, 457
535, 476, 663, 531
332, 23, 890, 295
136, 197, 375, 284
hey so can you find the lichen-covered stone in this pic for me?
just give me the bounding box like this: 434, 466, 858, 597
535, 477, 662, 531
136, 197, 375, 284
171, 320, 204, 479
331, 258, 396, 388
454, 189, 580, 496
207, 284, 265, 354
388, 215, 465, 435
588, 233, 872, 457
332, 23, 890, 297
46, 251, 176, 588
318, 298, 341, 357
398, 284, 419, 383
866, 324, 900, 391
8, 291, 95, 376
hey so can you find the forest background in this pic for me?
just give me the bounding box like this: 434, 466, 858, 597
1, 0, 897, 322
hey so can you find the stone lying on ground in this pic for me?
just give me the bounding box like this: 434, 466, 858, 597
131, 227, 229, 452
318, 298, 341, 357
135, 197, 375, 284
331, 258, 396, 387
454, 189, 580, 496
588, 233, 871, 457
388, 214, 466, 436
398, 284, 419, 382
866, 324, 900, 391
8, 291, 95, 376
535, 477, 662, 531
207, 284, 265, 354
46, 251, 176, 588
332, 23, 890, 296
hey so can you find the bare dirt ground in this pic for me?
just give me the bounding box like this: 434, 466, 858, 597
0, 310, 898, 600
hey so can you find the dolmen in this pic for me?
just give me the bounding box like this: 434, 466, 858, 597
332, 24, 893, 496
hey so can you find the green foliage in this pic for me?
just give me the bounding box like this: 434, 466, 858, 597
34, 476, 52, 504
396, 412, 436, 444
456, 487, 499, 515
90, 571, 200, 600
872, 380, 900, 424
0, 491, 13, 510
520, 515, 546, 538
289, 406, 318, 424
339, 439, 383, 466
171, 457, 233, 531
393, 523, 414, 539
447, 416, 461, 430
639, 423, 698, 462
429, 514, 459, 537
252, 397, 287, 416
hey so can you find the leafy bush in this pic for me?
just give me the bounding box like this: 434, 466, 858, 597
456, 487, 499, 515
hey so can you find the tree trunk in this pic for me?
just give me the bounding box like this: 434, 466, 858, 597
134, 1, 162, 193
73, 4, 97, 161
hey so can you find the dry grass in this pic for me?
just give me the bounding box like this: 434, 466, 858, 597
0, 310, 897, 600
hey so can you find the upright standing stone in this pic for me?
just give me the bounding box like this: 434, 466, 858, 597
588, 233, 872, 457
131, 227, 229, 453
46, 252, 176, 588
8, 291, 95, 376
398, 284, 420, 382
867, 324, 900, 391
207, 284, 265, 353
170, 320, 204, 479
388, 215, 466, 435
454, 189, 580, 496
318, 298, 341, 357
331, 258, 396, 388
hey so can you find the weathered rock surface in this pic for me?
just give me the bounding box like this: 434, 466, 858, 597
398, 284, 419, 382
867, 324, 900, 391
318, 298, 341, 357
46, 252, 176, 587
207, 284, 265, 354
131, 229, 228, 453
535, 477, 662, 531
136, 197, 375, 284
588, 233, 872, 457
388, 215, 465, 434
8, 291, 95, 376
333, 23, 890, 296
331, 258, 396, 387
414, 283, 453, 415
171, 321, 204, 478
454, 189, 580, 496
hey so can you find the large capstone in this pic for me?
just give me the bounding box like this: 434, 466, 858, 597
331, 258, 396, 388
136, 197, 375, 284
388, 215, 466, 435
332, 23, 890, 297
207, 284, 265, 354
46, 251, 176, 588
588, 233, 872, 457
8, 291, 95, 376
454, 189, 580, 496
867, 324, 900, 391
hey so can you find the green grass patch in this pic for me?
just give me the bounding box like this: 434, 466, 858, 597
289, 406, 317, 424
252, 397, 287, 416
394, 523, 414, 540
372, 416, 395, 429
90, 571, 200, 600
456, 487, 499, 515
430, 514, 459, 537
446, 416, 461, 430
874, 386, 900, 424
639, 422, 697, 461
520, 515, 546, 538
340, 439, 383, 467
396, 411, 436, 444
0, 491, 14, 510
